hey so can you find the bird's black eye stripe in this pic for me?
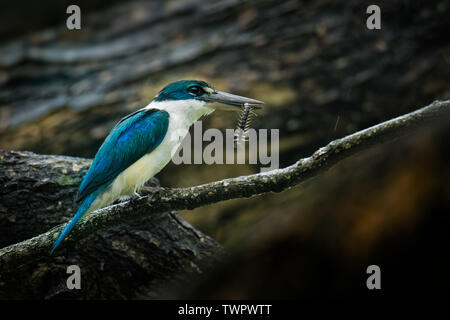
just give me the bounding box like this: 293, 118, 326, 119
188, 86, 204, 96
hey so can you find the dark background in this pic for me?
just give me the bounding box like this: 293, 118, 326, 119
0, 0, 449, 298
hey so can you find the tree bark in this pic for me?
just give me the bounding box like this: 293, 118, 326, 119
0, 150, 224, 299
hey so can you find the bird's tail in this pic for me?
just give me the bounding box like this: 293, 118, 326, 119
50, 189, 101, 254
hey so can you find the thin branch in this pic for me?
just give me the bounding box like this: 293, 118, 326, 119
1, 100, 449, 274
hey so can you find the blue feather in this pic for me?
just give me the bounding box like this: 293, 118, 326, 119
76, 108, 169, 203
50, 186, 104, 254
51, 108, 169, 253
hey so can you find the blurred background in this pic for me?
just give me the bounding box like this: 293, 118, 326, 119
1, 0, 450, 298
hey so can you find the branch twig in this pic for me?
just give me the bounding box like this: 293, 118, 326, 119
1, 100, 449, 274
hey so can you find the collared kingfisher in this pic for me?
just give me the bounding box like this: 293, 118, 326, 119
51, 80, 263, 253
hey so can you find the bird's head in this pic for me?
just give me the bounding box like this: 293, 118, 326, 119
153, 80, 263, 110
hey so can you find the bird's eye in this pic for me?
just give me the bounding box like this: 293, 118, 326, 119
188, 86, 203, 96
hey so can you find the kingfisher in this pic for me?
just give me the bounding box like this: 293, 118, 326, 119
51, 80, 263, 253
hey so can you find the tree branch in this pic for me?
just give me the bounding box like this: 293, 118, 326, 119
1, 100, 449, 274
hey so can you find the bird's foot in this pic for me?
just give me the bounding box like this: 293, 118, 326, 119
140, 186, 158, 195
133, 191, 144, 199
138, 186, 161, 205
114, 195, 132, 205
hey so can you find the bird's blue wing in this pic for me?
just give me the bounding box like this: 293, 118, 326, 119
76, 108, 169, 203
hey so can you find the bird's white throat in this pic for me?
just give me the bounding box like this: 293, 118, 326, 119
147, 99, 215, 125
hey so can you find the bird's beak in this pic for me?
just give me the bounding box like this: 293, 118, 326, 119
201, 90, 264, 110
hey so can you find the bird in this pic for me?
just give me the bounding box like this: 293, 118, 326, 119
50, 80, 263, 253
